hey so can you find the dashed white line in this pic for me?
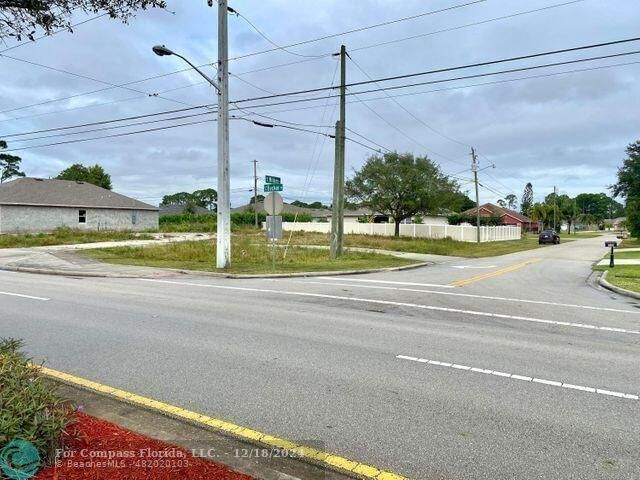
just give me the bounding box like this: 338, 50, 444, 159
0, 291, 49, 301
396, 355, 639, 401
138, 278, 640, 336
292, 279, 640, 315
315, 277, 454, 288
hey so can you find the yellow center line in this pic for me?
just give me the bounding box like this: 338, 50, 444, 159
449, 259, 542, 287
39, 366, 407, 480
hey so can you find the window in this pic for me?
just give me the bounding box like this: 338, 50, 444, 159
132, 211, 137, 225
79, 210, 86, 224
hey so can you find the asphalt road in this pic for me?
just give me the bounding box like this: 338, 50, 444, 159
1, 234, 639, 479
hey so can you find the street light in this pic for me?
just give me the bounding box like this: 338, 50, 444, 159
152, 26, 231, 269
152, 45, 220, 92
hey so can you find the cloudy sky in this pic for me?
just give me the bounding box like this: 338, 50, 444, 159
1, 0, 638, 208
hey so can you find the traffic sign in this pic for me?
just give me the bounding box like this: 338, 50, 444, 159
264, 183, 283, 192
265, 175, 281, 184
264, 192, 283, 215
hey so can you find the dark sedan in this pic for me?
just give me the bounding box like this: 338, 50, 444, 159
539, 230, 560, 244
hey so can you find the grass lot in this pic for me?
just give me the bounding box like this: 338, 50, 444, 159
82, 237, 419, 274
0, 228, 153, 249
619, 237, 640, 249
283, 231, 552, 258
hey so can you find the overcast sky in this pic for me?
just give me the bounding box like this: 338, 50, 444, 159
1, 0, 638, 208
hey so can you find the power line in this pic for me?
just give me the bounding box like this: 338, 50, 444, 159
231, 37, 640, 104
345, 127, 392, 153
0, 13, 108, 54
226, 0, 487, 62
4, 52, 639, 142
349, 0, 585, 55
229, 6, 325, 59
347, 53, 471, 149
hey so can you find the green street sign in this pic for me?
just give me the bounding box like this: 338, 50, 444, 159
265, 175, 281, 184
264, 183, 283, 192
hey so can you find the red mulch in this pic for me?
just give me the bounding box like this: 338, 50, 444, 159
36, 413, 254, 479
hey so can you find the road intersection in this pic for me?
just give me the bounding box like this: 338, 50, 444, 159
1, 234, 638, 479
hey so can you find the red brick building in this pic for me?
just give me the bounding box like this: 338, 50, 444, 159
462, 203, 537, 232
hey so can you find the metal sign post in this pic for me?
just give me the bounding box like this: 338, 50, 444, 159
264, 190, 284, 271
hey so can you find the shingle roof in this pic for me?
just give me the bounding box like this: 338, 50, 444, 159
0, 178, 157, 211
462, 203, 533, 223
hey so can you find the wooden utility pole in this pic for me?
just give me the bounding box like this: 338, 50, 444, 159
252, 159, 258, 227
471, 147, 480, 243
330, 45, 347, 258
553, 186, 557, 231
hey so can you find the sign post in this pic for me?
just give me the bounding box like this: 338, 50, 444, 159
264, 183, 284, 271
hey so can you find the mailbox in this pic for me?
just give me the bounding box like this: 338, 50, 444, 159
605, 241, 618, 248
605, 241, 618, 268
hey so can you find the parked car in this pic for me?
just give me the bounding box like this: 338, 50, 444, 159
539, 230, 560, 244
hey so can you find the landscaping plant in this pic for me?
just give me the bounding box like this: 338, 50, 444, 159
0, 338, 75, 464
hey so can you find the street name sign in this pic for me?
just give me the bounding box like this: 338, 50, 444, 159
264, 183, 283, 192
265, 175, 281, 184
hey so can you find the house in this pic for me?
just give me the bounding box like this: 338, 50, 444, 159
0, 178, 158, 233
604, 217, 626, 230
462, 203, 536, 232
159, 204, 210, 216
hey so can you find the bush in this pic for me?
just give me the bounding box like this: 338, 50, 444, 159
160, 212, 312, 232
447, 213, 505, 226
0, 338, 75, 464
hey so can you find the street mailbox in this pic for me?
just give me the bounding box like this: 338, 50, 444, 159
605, 241, 618, 267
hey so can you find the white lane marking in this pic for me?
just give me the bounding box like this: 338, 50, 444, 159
138, 278, 640, 336
292, 280, 640, 315
451, 265, 496, 269
396, 355, 639, 401
315, 277, 454, 288
0, 291, 49, 301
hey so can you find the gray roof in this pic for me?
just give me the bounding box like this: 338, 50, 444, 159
0, 178, 157, 211
159, 204, 210, 216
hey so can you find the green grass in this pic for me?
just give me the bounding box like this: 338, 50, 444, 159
283, 231, 553, 258
0, 227, 153, 249
619, 237, 640, 249
594, 264, 640, 293
562, 231, 605, 238
82, 237, 418, 274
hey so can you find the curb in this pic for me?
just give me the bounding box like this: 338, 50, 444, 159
0, 260, 431, 279
598, 270, 640, 300
41, 367, 407, 480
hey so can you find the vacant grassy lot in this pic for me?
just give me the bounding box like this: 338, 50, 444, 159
83, 238, 419, 274
0, 228, 153, 249
283, 231, 553, 258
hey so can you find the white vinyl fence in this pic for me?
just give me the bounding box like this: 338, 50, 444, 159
282, 222, 521, 242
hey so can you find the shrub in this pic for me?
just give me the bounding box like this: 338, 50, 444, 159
0, 339, 75, 464
159, 212, 312, 232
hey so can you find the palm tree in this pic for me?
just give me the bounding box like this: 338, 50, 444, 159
531, 203, 549, 230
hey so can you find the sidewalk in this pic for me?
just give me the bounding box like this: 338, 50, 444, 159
0, 233, 214, 278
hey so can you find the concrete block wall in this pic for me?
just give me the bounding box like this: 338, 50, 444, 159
0, 205, 158, 234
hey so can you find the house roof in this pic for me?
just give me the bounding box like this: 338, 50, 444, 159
462, 203, 533, 223
0, 178, 157, 211
159, 204, 210, 216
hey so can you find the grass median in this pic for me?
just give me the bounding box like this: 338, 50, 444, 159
0, 227, 153, 249
284, 231, 553, 258
82, 237, 420, 274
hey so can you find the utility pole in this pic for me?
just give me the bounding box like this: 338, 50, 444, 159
252, 159, 258, 228
216, 0, 231, 269
471, 147, 480, 243
330, 45, 347, 258
553, 186, 557, 231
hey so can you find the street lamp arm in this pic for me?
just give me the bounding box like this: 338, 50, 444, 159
173, 53, 220, 93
